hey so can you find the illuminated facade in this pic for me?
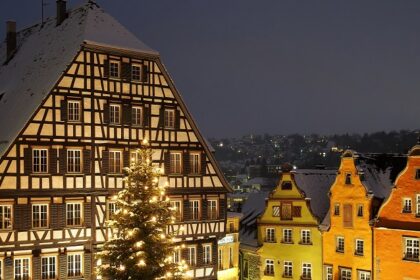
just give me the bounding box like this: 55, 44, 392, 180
322, 151, 402, 280
218, 212, 242, 280
258, 166, 335, 280
374, 142, 420, 280
0, 2, 231, 279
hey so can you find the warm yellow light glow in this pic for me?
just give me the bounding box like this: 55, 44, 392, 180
142, 138, 148, 145
138, 259, 146, 266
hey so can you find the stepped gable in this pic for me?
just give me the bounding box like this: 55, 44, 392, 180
0, 2, 157, 158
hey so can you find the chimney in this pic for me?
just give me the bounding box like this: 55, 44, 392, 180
6, 21, 16, 61
56, 0, 67, 26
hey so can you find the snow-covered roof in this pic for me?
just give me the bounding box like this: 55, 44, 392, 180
293, 169, 336, 221
0, 2, 157, 158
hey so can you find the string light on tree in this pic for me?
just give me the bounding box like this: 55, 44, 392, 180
97, 145, 186, 279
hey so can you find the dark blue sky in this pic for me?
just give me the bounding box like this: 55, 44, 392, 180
1, 1, 420, 137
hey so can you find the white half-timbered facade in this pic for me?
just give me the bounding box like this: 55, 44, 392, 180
0, 2, 231, 279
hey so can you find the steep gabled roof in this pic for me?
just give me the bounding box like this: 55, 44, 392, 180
293, 169, 336, 221
0, 2, 157, 158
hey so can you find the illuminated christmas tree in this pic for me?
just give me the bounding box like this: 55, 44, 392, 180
97, 142, 186, 280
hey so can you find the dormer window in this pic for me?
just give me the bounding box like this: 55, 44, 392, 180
281, 181, 292, 190
345, 173, 352, 185
109, 61, 120, 78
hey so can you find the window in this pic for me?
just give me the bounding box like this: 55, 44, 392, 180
281, 202, 292, 220
345, 173, 352, 185
68, 101, 81, 122
355, 239, 364, 256
403, 198, 412, 213
358, 271, 371, 280
302, 263, 312, 279
164, 109, 175, 128
67, 149, 82, 173
187, 246, 196, 266
283, 228, 293, 243
404, 237, 420, 261
218, 248, 223, 270
284, 261, 293, 277
189, 200, 199, 220
357, 205, 363, 217
172, 248, 180, 264
189, 153, 201, 174
243, 259, 249, 279
109, 150, 122, 174
132, 106, 143, 126
203, 244, 212, 265
170, 152, 182, 174
170, 201, 182, 222
14, 257, 30, 280
110, 104, 121, 124
0, 204, 12, 230
66, 202, 82, 226
336, 236, 345, 253
325, 265, 333, 280
265, 228, 276, 242
131, 64, 141, 81
0, 259, 2, 280
417, 194, 420, 216
130, 151, 140, 164
109, 61, 119, 78
416, 169, 420, 180
264, 259, 274, 276
107, 201, 118, 219
301, 229, 311, 245
67, 253, 82, 277
33, 149, 48, 173
229, 247, 233, 268
32, 204, 48, 228
340, 268, 352, 280
343, 204, 353, 228
207, 200, 218, 220
228, 222, 235, 233
272, 206, 280, 217
41, 256, 56, 279
334, 203, 340, 216
281, 181, 292, 190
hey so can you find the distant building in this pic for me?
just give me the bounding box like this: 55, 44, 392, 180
374, 143, 420, 279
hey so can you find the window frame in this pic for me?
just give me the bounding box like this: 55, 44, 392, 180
334, 203, 340, 216
107, 201, 118, 220
189, 199, 200, 221
264, 259, 275, 276
67, 252, 83, 277
345, 172, 352, 185
169, 152, 182, 175
131, 63, 142, 81
189, 152, 201, 175
67, 149, 82, 173
132, 106, 143, 126
218, 248, 223, 270
41, 255, 57, 280
172, 248, 181, 264
302, 263, 312, 279
403, 198, 412, 213
417, 194, 420, 217
32, 203, 49, 229
357, 204, 364, 217
357, 270, 371, 280
109, 60, 120, 79
284, 261, 293, 278
170, 200, 183, 222
109, 104, 122, 125
33, 148, 48, 174
415, 169, 420, 180
243, 259, 249, 279
403, 237, 420, 261
203, 244, 212, 265
324, 265, 333, 280
109, 150, 123, 174
0, 204, 13, 230
300, 229, 312, 245
14, 256, 31, 280
187, 246, 197, 267
280, 202, 293, 220
67, 100, 81, 122
355, 239, 364, 256
340, 267, 352, 280
336, 236, 345, 253
207, 199, 218, 220
282, 228, 293, 243
265, 228, 276, 243
164, 108, 176, 129
66, 201, 83, 227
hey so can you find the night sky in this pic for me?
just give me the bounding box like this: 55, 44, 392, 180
1, 1, 420, 137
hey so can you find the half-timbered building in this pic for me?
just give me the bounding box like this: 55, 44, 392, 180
0, 1, 231, 279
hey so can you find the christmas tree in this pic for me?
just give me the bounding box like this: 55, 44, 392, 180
97, 142, 187, 280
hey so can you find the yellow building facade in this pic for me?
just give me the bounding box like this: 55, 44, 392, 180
258, 166, 335, 280
322, 151, 396, 280
218, 212, 242, 280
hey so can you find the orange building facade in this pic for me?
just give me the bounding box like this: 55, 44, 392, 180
374, 143, 420, 280
322, 151, 397, 280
